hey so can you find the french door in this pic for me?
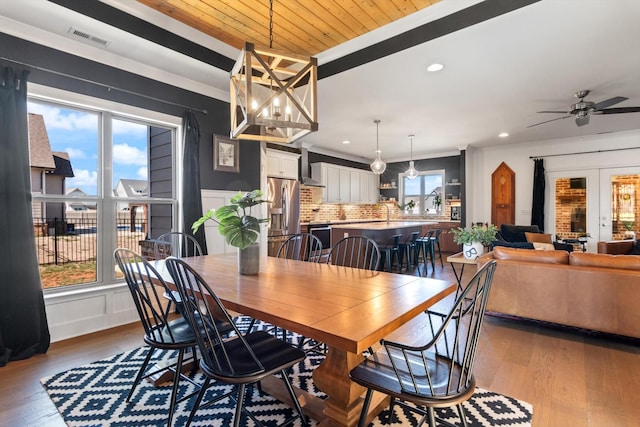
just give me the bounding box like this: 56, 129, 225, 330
599, 167, 640, 242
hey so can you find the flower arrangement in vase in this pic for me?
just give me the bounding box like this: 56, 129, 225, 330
451, 224, 498, 259
192, 189, 269, 274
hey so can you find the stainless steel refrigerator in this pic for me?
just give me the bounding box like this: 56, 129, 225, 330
267, 177, 300, 256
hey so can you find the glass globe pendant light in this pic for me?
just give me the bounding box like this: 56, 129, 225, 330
405, 134, 419, 179
370, 119, 386, 175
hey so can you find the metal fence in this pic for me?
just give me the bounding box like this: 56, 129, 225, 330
34, 217, 148, 266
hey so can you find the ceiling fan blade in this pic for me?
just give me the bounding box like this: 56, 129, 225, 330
598, 106, 640, 114
593, 96, 628, 110
575, 115, 590, 127
536, 110, 568, 114
527, 115, 571, 128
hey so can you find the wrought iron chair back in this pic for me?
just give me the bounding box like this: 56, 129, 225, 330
349, 260, 497, 427
327, 235, 381, 271
276, 232, 323, 262
154, 231, 203, 259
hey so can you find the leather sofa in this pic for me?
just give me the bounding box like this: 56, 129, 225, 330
598, 239, 637, 255
493, 224, 573, 252
477, 246, 640, 339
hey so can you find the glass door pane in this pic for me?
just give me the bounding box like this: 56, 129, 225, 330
600, 168, 640, 241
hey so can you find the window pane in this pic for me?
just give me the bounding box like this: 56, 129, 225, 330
611, 174, 639, 240
28, 102, 99, 196
112, 118, 150, 198
35, 202, 98, 289
404, 177, 421, 195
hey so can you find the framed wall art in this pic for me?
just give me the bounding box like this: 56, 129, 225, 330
213, 135, 239, 173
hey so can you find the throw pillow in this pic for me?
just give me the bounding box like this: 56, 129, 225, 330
630, 240, 640, 255
533, 242, 555, 251
525, 232, 552, 244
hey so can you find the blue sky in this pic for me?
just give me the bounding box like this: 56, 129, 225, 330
28, 101, 148, 195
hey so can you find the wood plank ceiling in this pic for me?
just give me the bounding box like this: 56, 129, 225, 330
137, 0, 441, 57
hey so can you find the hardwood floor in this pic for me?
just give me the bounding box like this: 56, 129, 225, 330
1, 258, 639, 426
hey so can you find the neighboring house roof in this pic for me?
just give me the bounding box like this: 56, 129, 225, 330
116, 179, 148, 197
66, 187, 87, 196
28, 113, 55, 169
51, 152, 75, 177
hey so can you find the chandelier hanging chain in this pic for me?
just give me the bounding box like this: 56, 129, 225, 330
269, 0, 274, 49
376, 119, 380, 151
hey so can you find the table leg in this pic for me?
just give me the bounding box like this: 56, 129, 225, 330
313, 346, 388, 426
450, 262, 465, 291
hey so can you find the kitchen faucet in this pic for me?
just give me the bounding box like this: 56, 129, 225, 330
381, 203, 390, 223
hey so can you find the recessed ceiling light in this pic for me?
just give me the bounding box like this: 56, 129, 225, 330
427, 63, 444, 72
499, 132, 509, 138
342, 140, 350, 144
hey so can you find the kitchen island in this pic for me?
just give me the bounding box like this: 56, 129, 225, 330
331, 221, 432, 246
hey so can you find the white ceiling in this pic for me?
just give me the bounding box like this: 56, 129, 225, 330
2, 0, 639, 164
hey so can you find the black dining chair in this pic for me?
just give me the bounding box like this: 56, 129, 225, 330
154, 231, 204, 316
164, 257, 309, 427
416, 230, 436, 274
349, 260, 497, 427
114, 248, 227, 427
327, 235, 381, 271
276, 232, 323, 262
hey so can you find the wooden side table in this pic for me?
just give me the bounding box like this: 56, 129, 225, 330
446, 252, 479, 290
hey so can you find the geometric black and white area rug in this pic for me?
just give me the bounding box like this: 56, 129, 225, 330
41, 319, 533, 427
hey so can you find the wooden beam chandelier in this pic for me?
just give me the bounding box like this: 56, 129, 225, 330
230, 1, 318, 143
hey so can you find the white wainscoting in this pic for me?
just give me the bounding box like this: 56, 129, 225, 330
45, 283, 138, 342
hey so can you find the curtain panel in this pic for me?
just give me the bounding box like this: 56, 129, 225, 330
531, 158, 545, 231
181, 111, 207, 254
0, 66, 50, 366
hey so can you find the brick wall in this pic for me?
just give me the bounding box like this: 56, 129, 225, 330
299, 187, 453, 223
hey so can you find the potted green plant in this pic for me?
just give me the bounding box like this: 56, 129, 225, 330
622, 221, 635, 239
451, 224, 498, 259
192, 189, 269, 275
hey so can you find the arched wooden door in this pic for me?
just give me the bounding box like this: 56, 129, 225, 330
491, 162, 515, 227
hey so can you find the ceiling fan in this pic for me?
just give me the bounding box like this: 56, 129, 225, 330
528, 90, 640, 128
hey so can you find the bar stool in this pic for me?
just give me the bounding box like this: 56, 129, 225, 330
379, 234, 403, 272
416, 230, 435, 274
398, 231, 420, 273
430, 228, 444, 268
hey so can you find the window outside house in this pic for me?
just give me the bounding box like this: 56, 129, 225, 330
28, 96, 178, 290
400, 169, 444, 215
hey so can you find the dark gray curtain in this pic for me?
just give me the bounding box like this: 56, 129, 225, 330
182, 111, 207, 254
0, 66, 50, 366
531, 158, 545, 231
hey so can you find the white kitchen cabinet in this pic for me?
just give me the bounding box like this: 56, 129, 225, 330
266, 149, 300, 179
311, 162, 378, 203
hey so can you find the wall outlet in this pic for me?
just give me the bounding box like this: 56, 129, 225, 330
344, 232, 349, 238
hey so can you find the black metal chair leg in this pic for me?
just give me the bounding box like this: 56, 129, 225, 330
167, 348, 185, 427
358, 388, 374, 427
427, 407, 437, 427
281, 369, 309, 427
127, 347, 155, 402
185, 378, 210, 427
457, 403, 469, 427
233, 383, 247, 427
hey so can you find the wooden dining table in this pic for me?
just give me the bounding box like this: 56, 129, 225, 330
152, 253, 455, 427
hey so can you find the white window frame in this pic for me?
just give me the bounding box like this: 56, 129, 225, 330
27, 84, 183, 341
398, 169, 445, 216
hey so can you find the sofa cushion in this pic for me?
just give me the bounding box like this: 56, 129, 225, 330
570, 252, 640, 270
525, 232, 552, 244
533, 242, 556, 251
492, 240, 535, 249
492, 246, 569, 264
500, 224, 540, 243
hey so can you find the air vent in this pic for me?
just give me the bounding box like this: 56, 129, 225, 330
68, 27, 111, 47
